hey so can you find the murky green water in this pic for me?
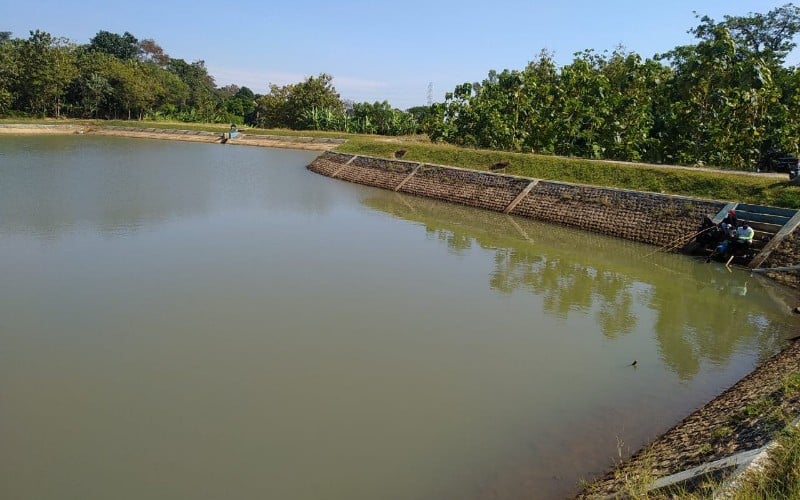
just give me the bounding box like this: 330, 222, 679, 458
1, 136, 798, 499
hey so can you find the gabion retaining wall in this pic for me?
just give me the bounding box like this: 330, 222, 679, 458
764, 229, 800, 289
342, 156, 417, 191
308, 151, 799, 278
512, 182, 722, 248
308, 152, 354, 176
400, 164, 532, 213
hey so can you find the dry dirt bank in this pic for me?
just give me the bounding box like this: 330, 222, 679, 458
0, 124, 343, 151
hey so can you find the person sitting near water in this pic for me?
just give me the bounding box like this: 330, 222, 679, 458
725, 222, 755, 266
719, 209, 738, 235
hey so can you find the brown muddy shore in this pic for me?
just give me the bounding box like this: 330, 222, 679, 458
5, 123, 800, 497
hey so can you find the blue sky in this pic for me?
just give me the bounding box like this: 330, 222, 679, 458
2, 1, 796, 109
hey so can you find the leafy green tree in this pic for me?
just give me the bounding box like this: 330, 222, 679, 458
70, 51, 112, 117
519, 50, 561, 154
149, 63, 189, 116
15, 30, 77, 117
231, 86, 256, 123
216, 84, 255, 122
73, 51, 125, 118
592, 49, 667, 160
73, 71, 113, 118
0, 32, 17, 113
695, 4, 800, 64
88, 31, 139, 60
429, 81, 478, 145
406, 105, 437, 133
658, 9, 797, 169
254, 74, 343, 129
551, 50, 614, 158
465, 69, 527, 150
285, 73, 343, 129
167, 58, 219, 121
254, 83, 292, 128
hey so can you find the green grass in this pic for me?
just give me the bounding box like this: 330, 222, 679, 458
336, 137, 800, 209
731, 425, 800, 499
4, 119, 800, 208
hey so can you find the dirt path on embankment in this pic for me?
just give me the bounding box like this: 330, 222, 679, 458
0, 124, 343, 151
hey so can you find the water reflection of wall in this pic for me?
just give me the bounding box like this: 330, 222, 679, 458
0, 136, 325, 239
363, 192, 795, 381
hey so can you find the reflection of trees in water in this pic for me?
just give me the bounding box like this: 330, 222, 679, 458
431, 227, 474, 255
490, 249, 637, 338
596, 270, 638, 339
648, 273, 778, 380
366, 194, 643, 338
363, 193, 792, 381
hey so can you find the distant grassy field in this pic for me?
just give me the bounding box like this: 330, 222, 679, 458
4, 119, 799, 209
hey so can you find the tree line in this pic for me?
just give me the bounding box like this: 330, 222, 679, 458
0, 29, 421, 135
427, 4, 800, 170
2, 5, 800, 169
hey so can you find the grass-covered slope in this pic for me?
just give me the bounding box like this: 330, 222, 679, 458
336, 137, 800, 209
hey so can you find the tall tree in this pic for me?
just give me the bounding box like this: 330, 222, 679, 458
254, 84, 292, 128
693, 4, 800, 64
138, 38, 169, 66
15, 30, 77, 116
658, 9, 797, 168
88, 30, 139, 60
167, 58, 219, 121
519, 50, 561, 154
0, 33, 16, 113
285, 73, 343, 129
254, 74, 343, 129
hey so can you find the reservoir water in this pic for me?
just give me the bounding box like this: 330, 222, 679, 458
1, 135, 798, 499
